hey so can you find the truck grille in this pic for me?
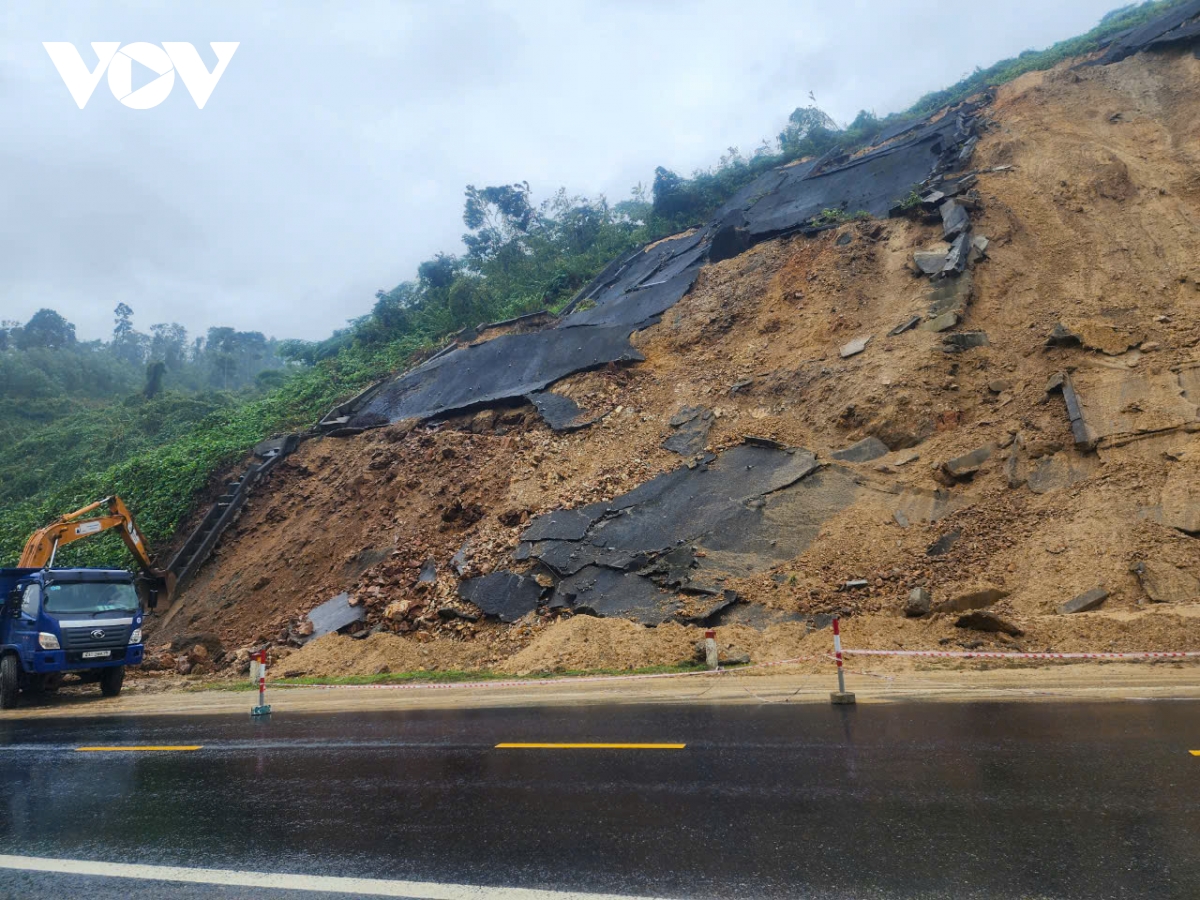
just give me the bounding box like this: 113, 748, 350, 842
61, 625, 130, 652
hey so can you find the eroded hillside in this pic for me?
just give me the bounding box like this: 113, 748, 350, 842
153, 44, 1200, 677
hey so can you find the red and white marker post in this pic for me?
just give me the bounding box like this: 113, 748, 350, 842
830, 616, 856, 705
251, 648, 272, 717
704, 629, 719, 670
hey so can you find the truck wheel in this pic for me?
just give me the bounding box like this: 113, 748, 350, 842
0, 654, 19, 709
99, 665, 125, 697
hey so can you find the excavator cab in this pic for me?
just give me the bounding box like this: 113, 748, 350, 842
16, 496, 170, 611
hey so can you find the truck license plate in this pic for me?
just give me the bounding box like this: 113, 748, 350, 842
81, 651, 110, 659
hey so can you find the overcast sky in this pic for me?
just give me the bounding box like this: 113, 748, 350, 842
2, 1, 1125, 343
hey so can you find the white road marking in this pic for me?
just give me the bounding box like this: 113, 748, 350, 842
0, 855, 670, 899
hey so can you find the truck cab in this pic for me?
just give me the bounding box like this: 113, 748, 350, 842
1, 567, 145, 709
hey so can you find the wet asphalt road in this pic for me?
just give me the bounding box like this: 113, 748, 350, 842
0, 700, 1198, 899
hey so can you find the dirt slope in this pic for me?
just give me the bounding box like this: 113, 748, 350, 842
154, 49, 1200, 677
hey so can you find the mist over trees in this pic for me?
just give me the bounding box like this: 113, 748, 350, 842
0, 305, 290, 439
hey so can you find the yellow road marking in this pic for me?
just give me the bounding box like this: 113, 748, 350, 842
1191, 750, 1200, 757
495, 743, 685, 750
75, 746, 202, 752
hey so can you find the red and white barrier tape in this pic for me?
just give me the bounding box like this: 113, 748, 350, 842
843, 649, 1200, 660
260, 646, 1200, 695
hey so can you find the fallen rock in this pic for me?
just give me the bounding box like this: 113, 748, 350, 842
926, 529, 961, 557
954, 610, 1023, 636
922, 311, 959, 332
831, 436, 890, 463
926, 272, 973, 319
1058, 587, 1109, 615
437, 606, 480, 623
418, 558, 438, 583
1131, 561, 1200, 604
913, 248, 950, 275
170, 633, 224, 659
186, 643, 209, 663
719, 648, 751, 666
889, 315, 922, 336
942, 445, 995, 479
905, 587, 932, 617
942, 331, 989, 353
840, 336, 872, 359
942, 232, 972, 275
940, 199, 971, 239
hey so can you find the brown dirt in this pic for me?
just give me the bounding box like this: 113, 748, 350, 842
154, 48, 1200, 675
274, 631, 491, 677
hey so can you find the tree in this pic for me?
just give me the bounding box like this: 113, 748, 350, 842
149, 323, 188, 370
417, 254, 459, 290
201, 327, 272, 390
143, 360, 166, 399
18, 309, 76, 350
651, 166, 705, 222
461, 182, 536, 262
778, 105, 840, 159
111, 303, 147, 366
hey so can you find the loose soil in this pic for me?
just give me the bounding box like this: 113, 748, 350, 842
153, 49, 1200, 678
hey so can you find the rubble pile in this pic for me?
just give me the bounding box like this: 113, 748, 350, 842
154, 23, 1200, 676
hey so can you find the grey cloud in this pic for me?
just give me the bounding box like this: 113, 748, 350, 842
1, 0, 1123, 341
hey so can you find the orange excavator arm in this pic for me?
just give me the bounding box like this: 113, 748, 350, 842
18, 496, 160, 574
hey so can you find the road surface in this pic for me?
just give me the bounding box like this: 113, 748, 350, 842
1, 701, 1197, 898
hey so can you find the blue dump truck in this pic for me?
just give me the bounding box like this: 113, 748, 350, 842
0, 571, 146, 710
1, 567, 146, 708
1, 496, 166, 709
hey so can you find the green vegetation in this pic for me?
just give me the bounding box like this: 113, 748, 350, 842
895, 189, 926, 213
1, 0, 1187, 569
902, 0, 1189, 118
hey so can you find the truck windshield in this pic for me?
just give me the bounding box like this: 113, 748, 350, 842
42, 582, 139, 616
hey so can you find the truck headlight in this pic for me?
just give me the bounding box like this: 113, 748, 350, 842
129, 628, 142, 644
38, 632, 60, 650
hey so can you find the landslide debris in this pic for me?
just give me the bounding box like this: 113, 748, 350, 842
155, 30, 1200, 677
